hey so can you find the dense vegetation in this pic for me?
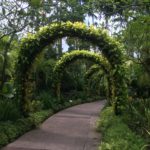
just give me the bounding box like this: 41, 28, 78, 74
97, 107, 146, 150
0, 0, 149, 149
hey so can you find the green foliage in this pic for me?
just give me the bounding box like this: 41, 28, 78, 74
123, 15, 150, 74
0, 131, 8, 146
67, 37, 91, 51
84, 64, 108, 98
53, 49, 126, 114
89, 0, 150, 26
14, 118, 34, 134
30, 100, 43, 112
16, 21, 127, 115
126, 62, 150, 98
124, 15, 150, 56
0, 109, 52, 148
29, 110, 53, 126
61, 60, 87, 92
1, 81, 15, 98
97, 107, 146, 150
65, 90, 87, 101
84, 64, 103, 79
0, 100, 21, 121
53, 50, 109, 83
32, 56, 56, 92
18, 21, 123, 73
36, 91, 63, 111
36, 91, 52, 109
53, 50, 111, 105
29, 0, 42, 8
0, 122, 19, 142
123, 98, 150, 139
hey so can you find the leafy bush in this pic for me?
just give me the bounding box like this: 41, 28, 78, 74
0, 122, 19, 142
97, 107, 146, 150
14, 118, 34, 134
37, 91, 63, 111
0, 131, 9, 146
0, 109, 53, 148
29, 110, 53, 126
1, 81, 15, 99
123, 98, 150, 139
0, 100, 21, 121
30, 100, 43, 112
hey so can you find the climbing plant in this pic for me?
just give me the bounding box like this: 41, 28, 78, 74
85, 64, 104, 80
16, 21, 127, 115
53, 50, 110, 99
84, 64, 105, 97
84, 64, 114, 104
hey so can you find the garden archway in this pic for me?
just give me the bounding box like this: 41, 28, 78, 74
53, 50, 111, 100
16, 21, 127, 115
84, 64, 114, 104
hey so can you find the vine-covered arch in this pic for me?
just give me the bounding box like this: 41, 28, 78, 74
85, 64, 103, 80
16, 21, 127, 115
54, 50, 110, 81
53, 50, 110, 100
84, 64, 114, 104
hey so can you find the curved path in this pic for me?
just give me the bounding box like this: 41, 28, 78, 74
2, 100, 105, 150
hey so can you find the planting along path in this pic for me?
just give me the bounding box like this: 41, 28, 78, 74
2, 100, 105, 150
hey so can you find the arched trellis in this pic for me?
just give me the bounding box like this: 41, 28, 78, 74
86, 69, 107, 99
53, 50, 110, 100
84, 64, 115, 104
16, 21, 127, 116
85, 64, 103, 80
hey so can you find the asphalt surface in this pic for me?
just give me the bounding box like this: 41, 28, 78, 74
2, 100, 105, 150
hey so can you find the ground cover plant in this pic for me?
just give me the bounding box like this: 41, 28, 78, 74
97, 107, 147, 150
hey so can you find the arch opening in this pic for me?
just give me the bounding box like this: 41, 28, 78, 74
53, 50, 111, 101
16, 22, 127, 116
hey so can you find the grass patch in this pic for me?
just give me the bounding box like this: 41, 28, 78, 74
97, 107, 147, 150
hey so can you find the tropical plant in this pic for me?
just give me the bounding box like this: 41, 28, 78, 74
0, 100, 21, 121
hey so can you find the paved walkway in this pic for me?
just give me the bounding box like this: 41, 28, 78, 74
2, 100, 105, 150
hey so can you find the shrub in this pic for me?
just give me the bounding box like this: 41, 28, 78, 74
0, 109, 53, 148
97, 107, 146, 150
36, 91, 53, 109
0, 122, 19, 142
0, 132, 8, 146
37, 91, 63, 111
123, 98, 150, 142
30, 100, 43, 112
14, 118, 34, 133
0, 100, 21, 121
29, 110, 53, 126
